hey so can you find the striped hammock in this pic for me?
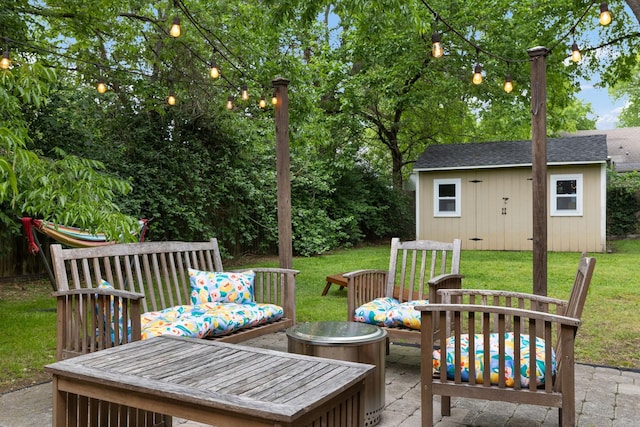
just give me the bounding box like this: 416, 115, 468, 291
22, 217, 148, 252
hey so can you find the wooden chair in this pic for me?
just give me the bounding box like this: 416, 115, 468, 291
345, 238, 463, 345
417, 253, 596, 427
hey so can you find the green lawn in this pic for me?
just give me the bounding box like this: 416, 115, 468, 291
1, 239, 638, 392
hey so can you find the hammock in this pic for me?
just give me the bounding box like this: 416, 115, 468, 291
21, 217, 149, 291
22, 217, 148, 251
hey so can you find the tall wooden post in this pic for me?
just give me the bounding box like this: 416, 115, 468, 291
272, 77, 293, 269
528, 46, 548, 296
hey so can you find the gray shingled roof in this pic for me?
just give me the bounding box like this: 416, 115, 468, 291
413, 135, 608, 171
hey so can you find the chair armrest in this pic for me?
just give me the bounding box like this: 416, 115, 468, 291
233, 268, 299, 323
344, 270, 388, 321
437, 289, 568, 315
428, 273, 465, 303
54, 288, 144, 361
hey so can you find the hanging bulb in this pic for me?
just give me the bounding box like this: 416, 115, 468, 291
0, 55, 9, 70
472, 64, 483, 85
503, 73, 513, 93
0, 50, 10, 70
209, 60, 220, 79
0, 38, 9, 70
241, 84, 249, 101
167, 91, 176, 105
226, 96, 233, 110
271, 91, 278, 105
96, 80, 107, 94
571, 42, 582, 62
599, 2, 612, 26
170, 16, 181, 37
431, 32, 443, 58
259, 95, 267, 109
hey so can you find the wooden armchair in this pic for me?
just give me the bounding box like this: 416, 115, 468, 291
417, 253, 596, 427
345, 238, 463, 345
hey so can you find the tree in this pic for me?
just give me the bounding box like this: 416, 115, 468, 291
0, 63, 139, 243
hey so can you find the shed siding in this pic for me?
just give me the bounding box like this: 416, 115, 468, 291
417, 164, 605, 252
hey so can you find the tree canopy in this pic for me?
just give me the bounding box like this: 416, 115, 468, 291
1, 0, 639, 256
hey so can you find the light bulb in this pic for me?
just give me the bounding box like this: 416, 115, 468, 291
571, 42, 581, 62
271, 93, 277, 105
431, 32, 443, 58
226, 96, 233, 110
472, 64, 483, 85
241, 84, 249, 101
97, 80, 107, 94
209, 62, 219, 79
259, 96, 267, 108
503, 74, 513, 93
170, 16, 181, 37
599, 2, 612, 26
167, 92, 176, 105
0, 51, 10, 70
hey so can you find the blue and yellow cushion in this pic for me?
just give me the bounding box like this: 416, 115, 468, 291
432, 332, 556, 387
353, 297, 429, 330
97, 280, 132, 342
189, 269, 255, 304
353, 297, 398, 327
386, 300, 430, 330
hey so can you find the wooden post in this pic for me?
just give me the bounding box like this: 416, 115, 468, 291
272, 77, 293, 269
528, 46, 548, 296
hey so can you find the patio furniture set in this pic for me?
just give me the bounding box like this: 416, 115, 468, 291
45, 237, 595, 427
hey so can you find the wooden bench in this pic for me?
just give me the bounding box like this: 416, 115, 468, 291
51, 238, 299, 361
417, 253, 596, 426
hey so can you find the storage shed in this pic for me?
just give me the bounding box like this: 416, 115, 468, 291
413, 135, 608, 252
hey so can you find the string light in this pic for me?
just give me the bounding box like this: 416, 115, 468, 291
431, 32, 443, 58
259, 95, 267, 108
271, 91, 277, 105
167, 90, 177, 105
241, 84, 249, 101
570, 29, 582, 62
503, 73, 513, 93
226, 96, 234, 110
1, 38, 10, 70
96, 79, 107, 94
599, 2, 612, 26
209, 58, 220, 79
170, 16, 181, 38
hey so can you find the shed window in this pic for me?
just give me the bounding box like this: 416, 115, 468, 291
434, 179, 461, 217
551, 174, 583, 216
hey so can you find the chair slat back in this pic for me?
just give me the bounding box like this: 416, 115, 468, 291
387, 238, 461, 302
51, 239, 224, 314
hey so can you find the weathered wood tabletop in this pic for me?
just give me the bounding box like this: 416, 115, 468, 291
45, 335, 374, 426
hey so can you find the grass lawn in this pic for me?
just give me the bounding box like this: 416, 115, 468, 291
1, 239, 639, 392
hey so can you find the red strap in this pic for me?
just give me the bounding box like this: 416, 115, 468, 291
21, 217, 40, 255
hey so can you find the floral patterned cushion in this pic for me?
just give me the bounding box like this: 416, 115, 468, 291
387, 300, 430, 330
189, 269, 255, 304
140, 302, 284, 340
432, 332, 556, 387
353, 297, 429, 329
353, 297, 398, 327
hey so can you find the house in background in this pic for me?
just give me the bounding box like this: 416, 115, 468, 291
563, 127, 640, 172
413, 135, 608, 253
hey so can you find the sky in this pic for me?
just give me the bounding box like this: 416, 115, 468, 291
576, 82, 627, 130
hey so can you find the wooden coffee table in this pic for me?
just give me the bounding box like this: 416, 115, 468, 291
45, 335, 374, 427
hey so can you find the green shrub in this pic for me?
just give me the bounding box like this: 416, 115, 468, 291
607, 169, 640, 236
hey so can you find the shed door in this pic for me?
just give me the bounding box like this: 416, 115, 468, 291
468, 171, 533, 251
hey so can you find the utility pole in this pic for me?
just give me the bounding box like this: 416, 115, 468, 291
272, 77, 293, 269
528, 46, 549, 296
